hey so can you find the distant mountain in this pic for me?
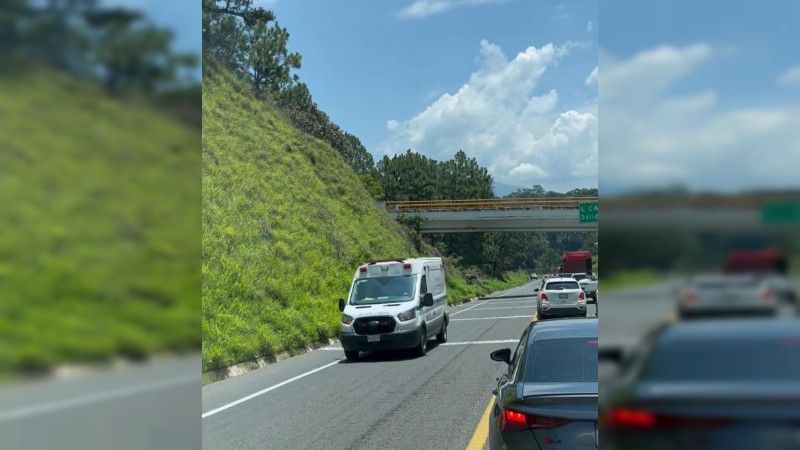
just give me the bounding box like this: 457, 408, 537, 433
493, 181, 526, 197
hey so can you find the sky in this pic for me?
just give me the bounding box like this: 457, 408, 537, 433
600, 0, 800, 195
269, 0, 598, 193
102, 0, 201, 80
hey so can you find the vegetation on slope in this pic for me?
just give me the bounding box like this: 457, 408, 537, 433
201, 65, 419, 372
0, 70, 201, 375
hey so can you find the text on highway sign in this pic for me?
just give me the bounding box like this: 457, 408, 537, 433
761, 202, 800, 224
579, 201, 598, 223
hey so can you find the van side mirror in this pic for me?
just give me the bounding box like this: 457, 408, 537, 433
338, 298, 345, 312
422, 292, 434, 307
490, 348, 511, 365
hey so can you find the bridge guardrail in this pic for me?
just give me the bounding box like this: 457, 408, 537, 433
385, 197, 598, 212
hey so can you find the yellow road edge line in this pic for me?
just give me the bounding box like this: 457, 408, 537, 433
466, 395, 495, 450
465, 296, 538, 449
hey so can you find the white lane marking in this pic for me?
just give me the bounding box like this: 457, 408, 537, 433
0, 374, 197, 422
450, 315, 533, 321
440, 339, 519, 346
202, 359, 343, 419
450, 284, 531, 317
317, 339, 520, 351
466, 306, 536, 311
479, 300, 536, 305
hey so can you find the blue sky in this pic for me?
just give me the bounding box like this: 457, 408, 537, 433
269, 0, 598, 192
600, 0, 800, 195
102, 0, 201, 79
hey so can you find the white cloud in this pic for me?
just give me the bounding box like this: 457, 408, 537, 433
553, 3, 570, 19
398, 0, 509, 19
601, 44, 800, 193
379, 40, 597, 191
587, 20, 593, 33
776, 66, 800, 86
585, 66, 597, 86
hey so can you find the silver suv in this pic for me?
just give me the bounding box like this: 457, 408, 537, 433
535, 278, 587, 319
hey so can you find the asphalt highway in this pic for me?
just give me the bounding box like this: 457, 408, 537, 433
202, 282, 598, 450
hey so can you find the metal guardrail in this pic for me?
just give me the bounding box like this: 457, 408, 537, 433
602, 195, 798, 209
385, 197, 598, 212
385, 195, 797, 212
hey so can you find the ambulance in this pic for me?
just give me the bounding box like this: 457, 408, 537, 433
338, 257, 448, 361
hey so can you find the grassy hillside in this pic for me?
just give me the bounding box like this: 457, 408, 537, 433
202, 64, 532, 374
202, 66, 419, 372
0, 70, 201, 375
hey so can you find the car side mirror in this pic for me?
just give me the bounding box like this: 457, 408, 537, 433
598, 347, 624, 365
533, 288, 539, 293
338, 298, 345, 312
490, 348, 512, 365
422, 292, 434, 307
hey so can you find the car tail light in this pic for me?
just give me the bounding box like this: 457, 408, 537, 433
602, 408, 735, 429
681, 290, 696, 303
578, 291, 586, 300
499, 408, 570, 432
540, 293, 548, 302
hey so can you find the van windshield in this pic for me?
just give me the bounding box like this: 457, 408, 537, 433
350, 275, 417, 305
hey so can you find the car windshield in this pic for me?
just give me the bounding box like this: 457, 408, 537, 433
349, 275, 417, 305
524, 337, 598, 382
546, 281, 580, 290
643, 336, 800, 382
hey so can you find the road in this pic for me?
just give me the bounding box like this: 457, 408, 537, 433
202, 282, 598, 450
0, 353, 201, 450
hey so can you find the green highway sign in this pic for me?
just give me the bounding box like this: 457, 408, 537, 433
761, 202, 800, 224
579, 201, 598, 223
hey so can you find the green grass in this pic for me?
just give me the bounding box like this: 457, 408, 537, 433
202, 65, 419, 372
201, 64, 530, 373
600, 270, 663, 293
0, 69, 201, 375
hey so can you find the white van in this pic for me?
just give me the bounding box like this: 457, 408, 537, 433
338, 257, 448, 360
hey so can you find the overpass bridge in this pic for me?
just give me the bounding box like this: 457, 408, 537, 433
383, 198, 598, 233
382, 195, 798, 233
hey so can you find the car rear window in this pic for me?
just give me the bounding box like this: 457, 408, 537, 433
643, 337, 800, 381
546, 281, 580, 290
524, 338, 598, 382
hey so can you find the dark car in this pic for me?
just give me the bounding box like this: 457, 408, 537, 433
488, 318, 598, 449
599, 319, 800, 450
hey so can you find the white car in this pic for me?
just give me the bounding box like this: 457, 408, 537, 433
338, 257, 448, 360
535, 277, 587, 319
570, 272, 598, 303
677, 274, 777, 319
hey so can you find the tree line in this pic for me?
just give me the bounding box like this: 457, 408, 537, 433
202, 1, 598, 275
2, 0, 201, 127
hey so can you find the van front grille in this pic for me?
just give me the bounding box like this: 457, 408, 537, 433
353, 316, 396, 335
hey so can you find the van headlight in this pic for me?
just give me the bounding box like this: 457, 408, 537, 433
397, 308, 416, 322
341, 314, 354, 325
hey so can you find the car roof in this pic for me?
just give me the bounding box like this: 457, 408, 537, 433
660, 319, 800, 344
545, 277, 579, 283
528, 317, 597, 342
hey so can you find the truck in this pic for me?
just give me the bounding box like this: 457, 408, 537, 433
723, 250, 795, 302
570, 272, 598, 303
559, 251, 593, 274
558, 252, 597, 302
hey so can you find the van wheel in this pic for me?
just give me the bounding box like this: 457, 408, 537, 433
415, 327, 428, 357
344, 350, 359, 361
436, 319, 448, 343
